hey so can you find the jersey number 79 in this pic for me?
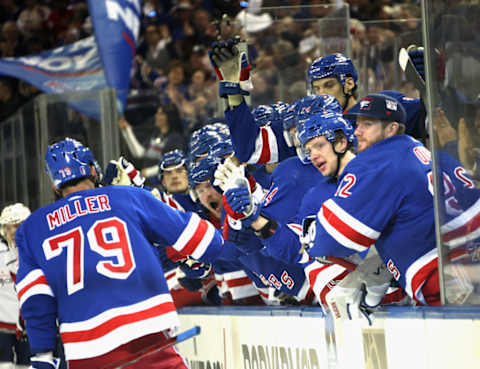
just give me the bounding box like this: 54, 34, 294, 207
42, 216, 136, 295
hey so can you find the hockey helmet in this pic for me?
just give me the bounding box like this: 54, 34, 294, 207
298, 111, 356, 148
45, 138, 102, 189
308, 53, 358, 87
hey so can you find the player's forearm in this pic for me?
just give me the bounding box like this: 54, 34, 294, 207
21, 295, 58, 354
227, 94, 243, 108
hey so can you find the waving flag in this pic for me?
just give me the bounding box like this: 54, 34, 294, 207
87, 0, 142, 113
0, 36, 108, 120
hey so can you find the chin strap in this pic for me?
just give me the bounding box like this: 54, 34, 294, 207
331, 143, 348, 179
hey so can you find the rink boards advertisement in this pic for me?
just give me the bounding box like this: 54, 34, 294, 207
177, 306, 480, 369
176, 310, 330, 369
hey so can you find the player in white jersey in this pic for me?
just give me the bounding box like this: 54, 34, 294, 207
0, 203, 31, 369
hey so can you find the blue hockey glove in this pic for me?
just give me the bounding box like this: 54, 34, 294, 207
102, 160, 118, 186
209, 37, 252, 98
29, 352, 60, 369
223, 186, 262, 228
179, 258, 212, 280
178, 277, 203, 292
407, 45, 425, 81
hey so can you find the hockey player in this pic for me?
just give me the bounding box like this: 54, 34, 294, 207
209, 37, 358, 165
308, 53, 358, 111
104, 154, 220, 310
307, 93, 442, 305
159, 149, 189, 195
188, 153, 264, 304
0, 203, 31, 369
15, 138, 224, 369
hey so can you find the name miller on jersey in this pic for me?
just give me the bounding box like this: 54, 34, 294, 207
46, 194, 111, 230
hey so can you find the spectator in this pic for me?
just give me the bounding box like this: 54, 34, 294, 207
192, 8, 216, 46
159, 60, 195, 117
119, 102, 186, 169
0, 78, 21, 122
0, 21, 25, 57
16, 0, 50, 39
46, 0, 73, 39
137, 23, 174, 74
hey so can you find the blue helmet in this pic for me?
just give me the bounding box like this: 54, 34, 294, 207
296, 94, 343, 128
209, 138, 234, 159
270, 101, 289, 120
308, 53, 358, 87
159, 149, 187, 171
298, 111, 356, 148
188, 155, 221, 186
45, 138, 102, 189
252, 105, 275, 127
282, 100, 300, 133
189, 129, 222, 159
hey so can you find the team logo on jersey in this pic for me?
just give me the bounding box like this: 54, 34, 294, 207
263, 186, 278, 207
386, 99, 398, 111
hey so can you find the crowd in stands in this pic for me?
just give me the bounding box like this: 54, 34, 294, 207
1, 0, 479, 186
0, 0, 422, 154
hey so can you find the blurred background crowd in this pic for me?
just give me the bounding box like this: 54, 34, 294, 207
3, 0, 479, 187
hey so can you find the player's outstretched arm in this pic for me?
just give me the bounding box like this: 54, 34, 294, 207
136, 189, 224, 263
15, 225, 58, 357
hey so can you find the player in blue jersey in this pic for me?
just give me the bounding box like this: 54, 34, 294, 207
209, 42, 360, 165
308, 53, 358, 111
304, 93, 442, 306
15, 138, 224, 369
105, 151, 220, 309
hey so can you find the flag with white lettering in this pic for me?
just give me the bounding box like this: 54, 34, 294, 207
0, 36, 108, 120
87, 0, 141, 113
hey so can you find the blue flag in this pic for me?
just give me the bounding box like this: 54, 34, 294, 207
87, 0, 141, 114
0, 36, 108, 120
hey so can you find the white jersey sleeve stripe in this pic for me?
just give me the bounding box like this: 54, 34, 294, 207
318, 199, 379, 252
305, 261, 347, 306
17, 269, 54, 306
171, 213, 206, 256
441, 198, 480, 247
404, 248, 438, 305
247, 126, 279, 164
60, 293, 179, 360
190, 220, 215, 260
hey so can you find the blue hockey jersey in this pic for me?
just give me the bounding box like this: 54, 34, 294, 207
15, 185, 223, 361
309, 135, 442, 304
259, 157, 325, 263
225, 101, 296, 164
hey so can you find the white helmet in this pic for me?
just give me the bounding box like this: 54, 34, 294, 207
0, 203, 31, 225
1, 203, 30, 238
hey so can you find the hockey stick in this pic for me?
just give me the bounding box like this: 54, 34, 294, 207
107, 326, 201, 369
399, 47, 426, 97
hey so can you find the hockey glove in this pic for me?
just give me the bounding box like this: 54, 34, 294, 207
29, 352, 60, 369
300, 215, 316, 251
118, 157, 145, 187
407, 45, 425, 81
213, 157, 251, 192
102, 157, 145, 187
178, 258, 212, 280
325, 271, 373, 326
223, 186, 262, 228
209, 36, 252, 98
